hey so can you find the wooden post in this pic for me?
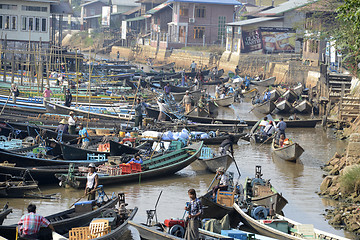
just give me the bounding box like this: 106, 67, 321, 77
338, 83, 345, 122
20, 54, 23, 86
11, 51, 15, 83
3, 34, 7, 82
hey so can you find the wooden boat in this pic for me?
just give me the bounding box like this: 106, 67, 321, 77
146, 106, 243, 124
294, 100, 312, 113
2, 121, 78, 142
252, 101, 276, 114
0, 148, 107, 167
249, 120, 276, 144
109, 140, 140, 156
0, 206, 12, 225
129, 220, 240, 240
213, 95, 235, 107
44, 100, 133, 122
0, 164, 76, 184
0, 175, 39, 198
159, 80, 195, 93
57, 142, 203, 189
233, 204, 349, 240
251, 77, 276, 87
244, 119, 320, 128
283, 89, 298, 103
185, 69, 210, 78
0, 96, 46, 113
292, 83, 303, 96
201, 154, 233, 173
0, 195, 119, 239
171, 89, 201, 102
271, 139, 304, 162
244, 166, 288, 214
269, 89, 280, 101
151, 62, 175, 71
202, 133, 244, 145
60, 141, 110, 160
275, 99, 292, 113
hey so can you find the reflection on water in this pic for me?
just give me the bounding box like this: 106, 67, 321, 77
0, 99, 355, 239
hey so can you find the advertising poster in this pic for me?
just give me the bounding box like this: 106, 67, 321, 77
241, 29, 262, 53
260, 27, 296, 53
101, 6, 111, 26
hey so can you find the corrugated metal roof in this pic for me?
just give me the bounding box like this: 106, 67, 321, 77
147, 2, 171, 14
166, 0, 241, 5
257, 0, 318, 16
227, 17, 283, 26
126, 14, 151, 22
122, 6, 141, 15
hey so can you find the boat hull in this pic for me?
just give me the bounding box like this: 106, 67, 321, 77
294, 100, 312, 113
202, 154, 233, 173
213, 95, 235, 107
272, 140, 304, 162
251, 77, 276, 87
252, 101, 276, 114
276, 100, 292, 113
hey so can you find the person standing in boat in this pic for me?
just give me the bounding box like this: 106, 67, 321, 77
276, 117, 287, 138
164, 83, 171, 95
18, 204, 55, 239
219, 134, 234, 156
64, 89, 72, 107
190, 61, 197, 73
184, 189, 202, 240
134, 98, 143, 129
77, 123, 90, 149
10, 84, 19, 104
43, 86, 53, 102
157, 99, 168, 121
85, 163, 98, 200
198, 95, 209, 116
212, 167, 229, 199
68, 111, 76, 135
181, 91, 192, 114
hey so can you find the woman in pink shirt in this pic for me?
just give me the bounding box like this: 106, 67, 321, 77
43, 86, 53, 101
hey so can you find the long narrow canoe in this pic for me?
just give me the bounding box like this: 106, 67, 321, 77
0, 148, 107, 167
0, 207, 12, 225
0, 196, 118, 239
171, 89, 202, 102
57, 142, 203, 189
271, 139, 304, 162
44, 100, 133, 122
159, 80, 195, 93
233, 203, 350, 240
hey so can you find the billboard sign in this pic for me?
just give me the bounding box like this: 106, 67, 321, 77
101, 6, 111, 26
260, 27, 296, 53
241, 29, 262, 53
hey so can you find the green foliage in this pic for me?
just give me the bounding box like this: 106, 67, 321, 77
339, 165, 360, 194
335, 0, 360, 76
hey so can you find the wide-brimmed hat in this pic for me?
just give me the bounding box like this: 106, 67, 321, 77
69, 111, 74, 115
59, 119, 67, 124
216, 167, 225, 173
88, 163, 95, 168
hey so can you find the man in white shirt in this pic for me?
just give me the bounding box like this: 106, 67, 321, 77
263, 121, 275, 136
68, 111, 76, 135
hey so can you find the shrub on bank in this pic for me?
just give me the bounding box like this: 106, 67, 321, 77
339, 165, 360, 195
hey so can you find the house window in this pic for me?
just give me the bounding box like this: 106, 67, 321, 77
11, 16, 16, 30
195, 6, 205, 18
180, 5, 188, 16
21, 5, 47, 12
41, 18, 47, 32
28, 17, 34, 31
89, 8, 95, 15
218, 16, 226, 41
4, 16, 10, 29
194, 26, 205, 39
22, 16, 27, 30
35, 18, 40, 31
0, 4, 17, 10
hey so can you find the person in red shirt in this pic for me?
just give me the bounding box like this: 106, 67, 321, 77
18, 204, 55, 239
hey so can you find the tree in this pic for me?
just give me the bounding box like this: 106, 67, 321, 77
335, 0, 360, 75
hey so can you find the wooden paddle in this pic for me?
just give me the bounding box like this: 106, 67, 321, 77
258, 133, 275, 147
69, 187, 101, 208
207, 173, 219, 192
0, 92, 12, 116
231, 151, 241, 177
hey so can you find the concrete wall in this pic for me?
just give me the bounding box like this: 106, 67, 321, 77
0, 0, 51, 42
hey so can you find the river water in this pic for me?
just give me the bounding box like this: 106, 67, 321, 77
1, 88, 357, 239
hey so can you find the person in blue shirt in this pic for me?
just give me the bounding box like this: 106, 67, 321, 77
263, 89, 271, 102
276, 117, 287, 138
77, 123, 90, 149
127, 153, 143, 164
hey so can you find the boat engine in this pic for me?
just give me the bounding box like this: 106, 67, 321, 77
164, 219, 185, 238
251, 206, 269, 220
